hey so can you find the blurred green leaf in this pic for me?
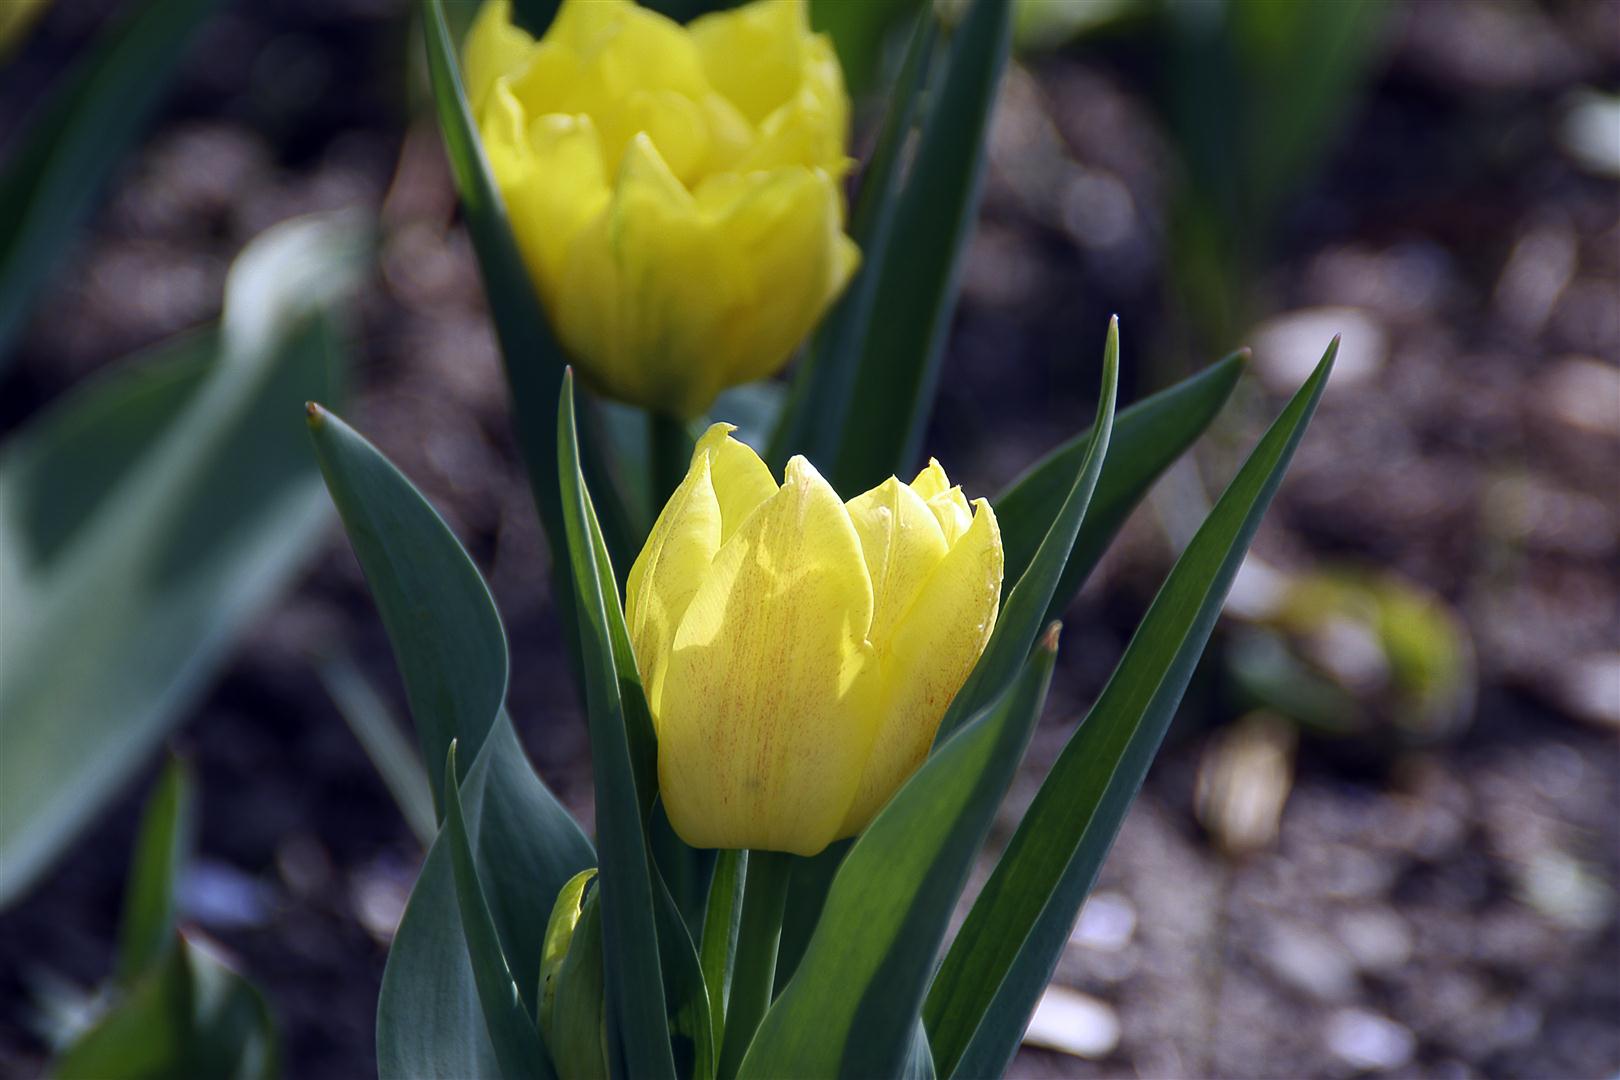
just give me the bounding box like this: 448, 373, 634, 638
833, 0, 1012, 495
54, 766, 276, 1080
0, 213, 362, 909
444, 742, 552, 1080
379, 716, 595, 1078
307, 405, 507, 818
558, 372, 676, 1080
769, 10, 938, 473
811, 0, 920, 97
0, 0, 220, 366
114, 756, 193, 987
316, 652, 439, 848
740, 635, 1058, 1078
1166, 0, 1387, 341
54, 935, 277, 1080
936, 318, 1118, 745
995, 349, 1246, 621
924, 341, 1337, 1079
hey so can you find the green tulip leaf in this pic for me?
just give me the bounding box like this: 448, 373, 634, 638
936, 318, 1118, 745
54, 934, 278, 1080
996, 349, 1247, 620
699, 849, 745, 1046
655, 868, 718, 1080
379, 715, 594, 1078
306, 405, 507, 816
832, 0, 1013, 495
114, 756, 194, 987
310, 398, 594, 1075
739, 632, 1059, 1078
769, 9, 938, 472
0, 0, 219, 366
316, 652, 439, 848
810, 0, 922, 98
925, 341, 1337, 1078
558, 371, 677, 1080
770, 838, 847, 995
0, 213, 362, 909
443, 742, 552, 1080
55, 766, 276, 1080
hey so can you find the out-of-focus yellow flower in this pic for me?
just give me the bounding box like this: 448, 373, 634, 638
0, 0, 49, 57
463, 0, 858, 418
626, 425, 1003, 855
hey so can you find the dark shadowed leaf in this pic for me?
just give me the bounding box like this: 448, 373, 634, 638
832, 0, 1012, 494
558, 372, 676, 1080
0, 0, 219, 365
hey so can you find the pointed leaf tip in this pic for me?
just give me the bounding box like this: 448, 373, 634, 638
305, 401, 325, 427
1040, 622, 1062, 652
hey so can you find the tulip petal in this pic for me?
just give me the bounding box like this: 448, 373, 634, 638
483, 99, 610, 308
555, 134, 730, 416
694, 423, 778, 543
508, 0, 709, 180
696, 166, 858, 389
626, 447, 723, 718
838, 498, 1003, 834
463, 0, 534, 116
658, 456, 878, 855
846, 476, 949, 648
911, 459, 973, 544
689, 0, 808, 126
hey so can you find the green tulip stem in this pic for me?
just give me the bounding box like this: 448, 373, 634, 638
716, 848, 794, 1080
648, 410, 694, 514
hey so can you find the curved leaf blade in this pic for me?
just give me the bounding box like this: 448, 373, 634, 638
306, 405, 507, 815
925, 341, 1337, 1078
935, 318, 1118, 745
995, 350, 1247, 619
444, 742, 551, 1080
378, 716, 594, 1079
558, 372, 676, 1080
832, 0, 1013, 494
115, 756, 194, 986
768, 11, 938, 472
313, 395, 595, 1076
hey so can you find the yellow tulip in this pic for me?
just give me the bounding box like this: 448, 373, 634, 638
626, 425, 1003, 855
462, 0, 859, 418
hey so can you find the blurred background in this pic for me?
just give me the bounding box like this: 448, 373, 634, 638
0, 0, 1616, 1076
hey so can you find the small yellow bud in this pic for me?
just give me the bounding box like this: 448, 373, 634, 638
626, 426, 1003, 855
463, 0, 859, 418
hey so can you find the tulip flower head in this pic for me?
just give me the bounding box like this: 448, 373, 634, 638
463, 0, 859, 418
626, 426, 1003, 855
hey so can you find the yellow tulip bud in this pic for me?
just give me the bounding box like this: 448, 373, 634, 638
463, 0, 859, 418
626, 425, 1003, 855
